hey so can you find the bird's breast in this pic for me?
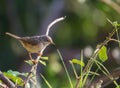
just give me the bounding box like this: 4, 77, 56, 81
20, 40, 44, 53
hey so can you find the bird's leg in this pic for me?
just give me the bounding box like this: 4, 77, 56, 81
28, 52, 33, 60
28, 52, 38, 64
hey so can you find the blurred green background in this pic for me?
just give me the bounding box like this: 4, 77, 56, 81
0, 0, 120, 88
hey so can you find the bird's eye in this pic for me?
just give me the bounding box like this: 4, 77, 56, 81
43, 37, 49, 42
46, 38, 50, 42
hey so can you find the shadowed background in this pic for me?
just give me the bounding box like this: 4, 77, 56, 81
0, 0, 120, 88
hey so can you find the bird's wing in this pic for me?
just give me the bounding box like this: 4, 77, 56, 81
20, 36, 41, 45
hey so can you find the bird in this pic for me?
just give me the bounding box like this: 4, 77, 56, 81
6, 32, 54, 60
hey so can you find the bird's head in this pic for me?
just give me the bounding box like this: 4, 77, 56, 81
40, 35, 54, 46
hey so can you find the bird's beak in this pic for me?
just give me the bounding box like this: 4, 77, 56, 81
51, 41, 55, 45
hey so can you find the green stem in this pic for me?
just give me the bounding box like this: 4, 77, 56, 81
57, 49, 73, 88
115, 27, 120, 47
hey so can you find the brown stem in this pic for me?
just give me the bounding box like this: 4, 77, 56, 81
90, 69, 120, 87
110, 38, 120, 43
0, 71, 15, 88
23, 53, 42, 88
23, 64, 38, 88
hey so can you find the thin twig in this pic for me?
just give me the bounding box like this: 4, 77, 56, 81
110, 38, 120, 43
0, 71, 15, 88
40, 73, 52, 88
23, 56, 40, 88
57, 49, 73, 88
70, 62, 78, 79
46, 16, 66, 35
0, 82, 8, 88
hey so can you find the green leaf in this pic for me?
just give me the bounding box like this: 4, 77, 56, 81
38, 60, 46, 66
98, 46, 108, 62
115, 85, 120, 88
3, 71, 24, 86
41, 57, 48, 60
6, 70, 28, 77
71, 59, 85, 67
113, 21, 120, 27
25, 60, 33, 65
107, 18, 120, 27
7, 70, 20, 76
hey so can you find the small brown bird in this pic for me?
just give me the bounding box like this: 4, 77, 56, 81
6, 32, 54, 60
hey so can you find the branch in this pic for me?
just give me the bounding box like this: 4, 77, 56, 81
90, 68, 120, 88
46, 16, 66, 35
0, 71, 15, 88
23, 63, 38, 88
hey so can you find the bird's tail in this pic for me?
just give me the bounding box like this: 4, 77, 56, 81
6, 32, 21, 39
